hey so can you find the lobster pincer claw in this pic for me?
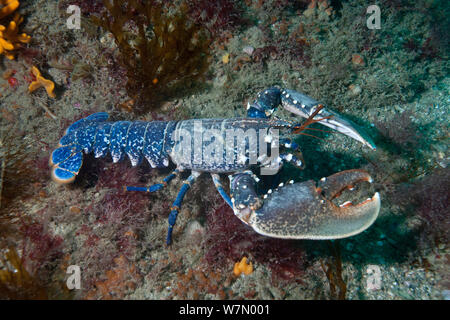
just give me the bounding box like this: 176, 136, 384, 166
279, 89, 377, 150
231, 170, 380, 240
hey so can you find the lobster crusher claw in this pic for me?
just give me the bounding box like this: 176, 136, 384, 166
231, 169, 380, 239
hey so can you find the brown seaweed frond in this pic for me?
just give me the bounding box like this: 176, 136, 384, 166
93, 0, 211, 114
320, 240, 347, 300
0, 247, 47, 299
0, 133, 46, 211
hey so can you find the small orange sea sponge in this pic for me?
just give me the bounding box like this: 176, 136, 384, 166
0, 11, 31, 59
28, 66, 56, 98
0, 0, 19, 20
0, 25, 13, 53
233, 257, 253, 276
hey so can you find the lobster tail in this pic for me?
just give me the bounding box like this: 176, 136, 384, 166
50, 112, 110, 184
50, 146, 83, 183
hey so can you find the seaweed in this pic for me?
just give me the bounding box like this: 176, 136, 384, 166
0, 247, 48, 299
85, 255, 142, 299
204, 202, 306, 284
170, 266, 233, 299
92, 0, 211, 114
320, 240, 346, 300
393, 168, 450, 247
375, 110, 422, 153
0, 136, 49, 210
71, 59, 95, 81
59, 0, 105, 16
187, 0, 244, 37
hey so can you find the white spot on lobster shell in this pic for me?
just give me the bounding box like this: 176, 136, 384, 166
128, 153, 139, 166
237, 154, 248, 164
146, 156, 157, 168
112, 154, 121, 163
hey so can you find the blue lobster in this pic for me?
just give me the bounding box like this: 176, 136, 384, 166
50, 88, 380, 244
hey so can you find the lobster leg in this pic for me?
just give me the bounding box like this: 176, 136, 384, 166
279, 152, 304, 169
211, 173, 233, 208
125, 169, 180, 192
280, 138, 299, 150
166, 171, 201, 244
279, 138, 304, 169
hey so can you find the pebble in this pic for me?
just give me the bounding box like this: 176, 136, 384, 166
348, 84, 362, 96
222, 53, 230, 64
351, 54, 365, 66
184, 220, 205, 242
242, 46, 254, 56
99, 32, 116, 48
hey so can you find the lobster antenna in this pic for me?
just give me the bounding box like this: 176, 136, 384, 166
292, 104, 333, 137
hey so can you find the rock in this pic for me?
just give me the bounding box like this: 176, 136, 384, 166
222, 53, 230, 64
348, 84, 362, 96
352, 54, 365, 66
184, 220, 205, 243
242, 46, 254, 56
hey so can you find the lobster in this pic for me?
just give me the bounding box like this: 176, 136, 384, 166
50, 87, 380, 244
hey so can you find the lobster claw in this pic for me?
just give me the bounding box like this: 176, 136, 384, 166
280, 89, 377, 150
231, 169, 380, 239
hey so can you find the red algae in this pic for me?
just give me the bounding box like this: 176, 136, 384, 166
187, 0, 244, 36
204, 202, 306, 283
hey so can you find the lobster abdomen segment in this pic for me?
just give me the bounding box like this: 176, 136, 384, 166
109, 121, 132, 163
143, 121, 177, 168
50, 113, 176, 184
